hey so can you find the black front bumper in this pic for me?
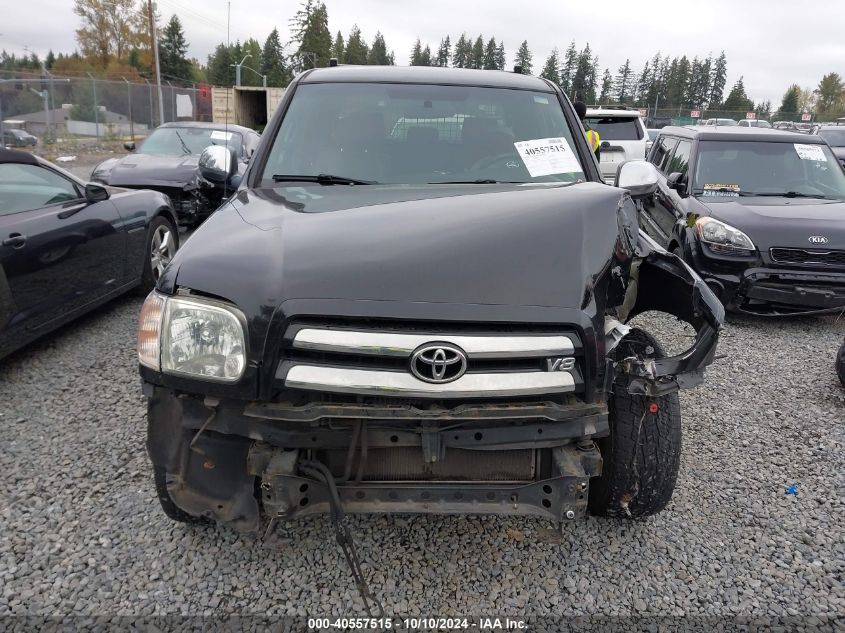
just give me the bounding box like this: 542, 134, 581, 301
687, 240, 845, 315
704, 267, 845, 315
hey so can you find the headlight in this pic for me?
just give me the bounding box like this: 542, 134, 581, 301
695, 217, 755, 253
137, 291, 247, 382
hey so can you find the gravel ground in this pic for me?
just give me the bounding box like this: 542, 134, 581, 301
0, 295, 843, 627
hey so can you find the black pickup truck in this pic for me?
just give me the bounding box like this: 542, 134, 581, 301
137, 66, 723, 535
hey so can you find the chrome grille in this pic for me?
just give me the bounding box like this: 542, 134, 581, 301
770, 247, 845, 268
279, 321, 583, 399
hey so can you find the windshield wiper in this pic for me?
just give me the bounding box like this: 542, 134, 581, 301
428, 179, 526, 184
740, 191, 828, 199
271, 174, 377, 185
172, 128, 191, 155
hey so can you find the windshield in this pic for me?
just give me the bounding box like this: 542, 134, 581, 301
818, 130, 845, 147
139, 127, 243, 156
260, 83, 585, 185
584, 116, 643, 140
693, 140, 845, 199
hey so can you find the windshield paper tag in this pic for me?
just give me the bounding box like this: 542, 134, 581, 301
794, 144, 826, 162
210, 130, 234, 141
702, 183, 740, 197
514, 138, 582, 177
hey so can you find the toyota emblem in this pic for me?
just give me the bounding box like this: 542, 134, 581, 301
410, 343, 468, 384
808, 236, 829, 245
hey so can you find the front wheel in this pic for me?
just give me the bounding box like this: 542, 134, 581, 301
588, 328, 682, 518
837, 339, 845, 387
139, 215, 178, 294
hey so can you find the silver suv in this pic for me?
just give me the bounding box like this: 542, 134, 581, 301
585, 107, 648, 185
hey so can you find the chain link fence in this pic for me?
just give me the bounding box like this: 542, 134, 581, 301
0, 72, 212, 146
639, 107, 835, 128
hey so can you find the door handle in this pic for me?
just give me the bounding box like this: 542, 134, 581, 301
2, 234, 27, 248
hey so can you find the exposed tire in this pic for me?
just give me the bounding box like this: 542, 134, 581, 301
837, 339, 845, 387
588, 328, 682, 519
153, 466, 209, 525
138, 215, 178, 295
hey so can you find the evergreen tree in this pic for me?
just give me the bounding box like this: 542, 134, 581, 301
261, 28, 290, 87
599, 68, 613, 103
514, 40, 532, 74
471, 35, 484, 70
452, 33, 469, 68
570, 43, 593, 101
420, 45, 432, 66
540, 49, 560, 84
482, 37, 497, 70
289, 0, 331, 70
45, 50, 56, 70
410, 38, 423, 66
494, 41, 506, 70
613, 58, 634, 104
367, 31, 392, 65
815, 72, 845, 115
778, 84, 801, 116
159, 15, 193, 81
559, 41, 577, 94
330, 30, 344, 60
238, 38, 263, 86
723, 76, 753, 111
754, 100, 772, 120
436, 36, 451, 67
343, 25, 368, 64
709, 51, 727, 107
206, 43, 234, 86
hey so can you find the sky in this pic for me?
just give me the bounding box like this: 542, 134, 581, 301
4, 0, 844, 106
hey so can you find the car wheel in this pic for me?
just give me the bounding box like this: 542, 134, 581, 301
153, 466, 210, 524
837, 339, 845, 387
139, 216, 178, 293
588, 328, 682, 518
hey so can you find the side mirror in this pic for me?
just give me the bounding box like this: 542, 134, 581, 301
616, 160, 659, 199
199, 144, 237, 185
84, 183, 110, 203
123, 141, 136, 152
667, 171, 688, 196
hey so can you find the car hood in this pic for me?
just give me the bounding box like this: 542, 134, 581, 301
697, 196, 845, 250
161, 182, 628, 322
98, 152, 200, 187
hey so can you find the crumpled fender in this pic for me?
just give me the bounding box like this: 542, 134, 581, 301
616, 230, 725, 396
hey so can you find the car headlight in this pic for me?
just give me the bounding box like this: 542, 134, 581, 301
137, 291, 247, 382
695, 217, 755, 253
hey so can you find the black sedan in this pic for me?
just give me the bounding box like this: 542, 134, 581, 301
640, 126, 845, 315
0, 148, 179, 359
91, 121, 260, 226
814, 125, 845, 169
2, 129, 38, 147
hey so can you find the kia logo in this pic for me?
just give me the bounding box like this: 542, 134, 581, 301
808, 236, 829, 244
410, 343, 468, 384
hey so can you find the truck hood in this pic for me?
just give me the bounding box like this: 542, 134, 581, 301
99, 152, 200, 187
697, 196, 845, 250
163, 182, 627, 320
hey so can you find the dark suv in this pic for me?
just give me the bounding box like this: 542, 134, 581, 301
137, 66, 722, 537
642, 126, 845, 314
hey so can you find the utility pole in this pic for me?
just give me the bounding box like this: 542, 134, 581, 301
122, 77, 134, 140
232, 54, 251, 87
148, 0, 165, 126
87, 72, 100, 139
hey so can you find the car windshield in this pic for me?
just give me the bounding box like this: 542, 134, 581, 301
139, 127, 243, 156
647, 130, 659, 141
819, 130, 845, 146
259, 82, 585, 185
584, 116, 643, 140
693, 140, 845, 199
